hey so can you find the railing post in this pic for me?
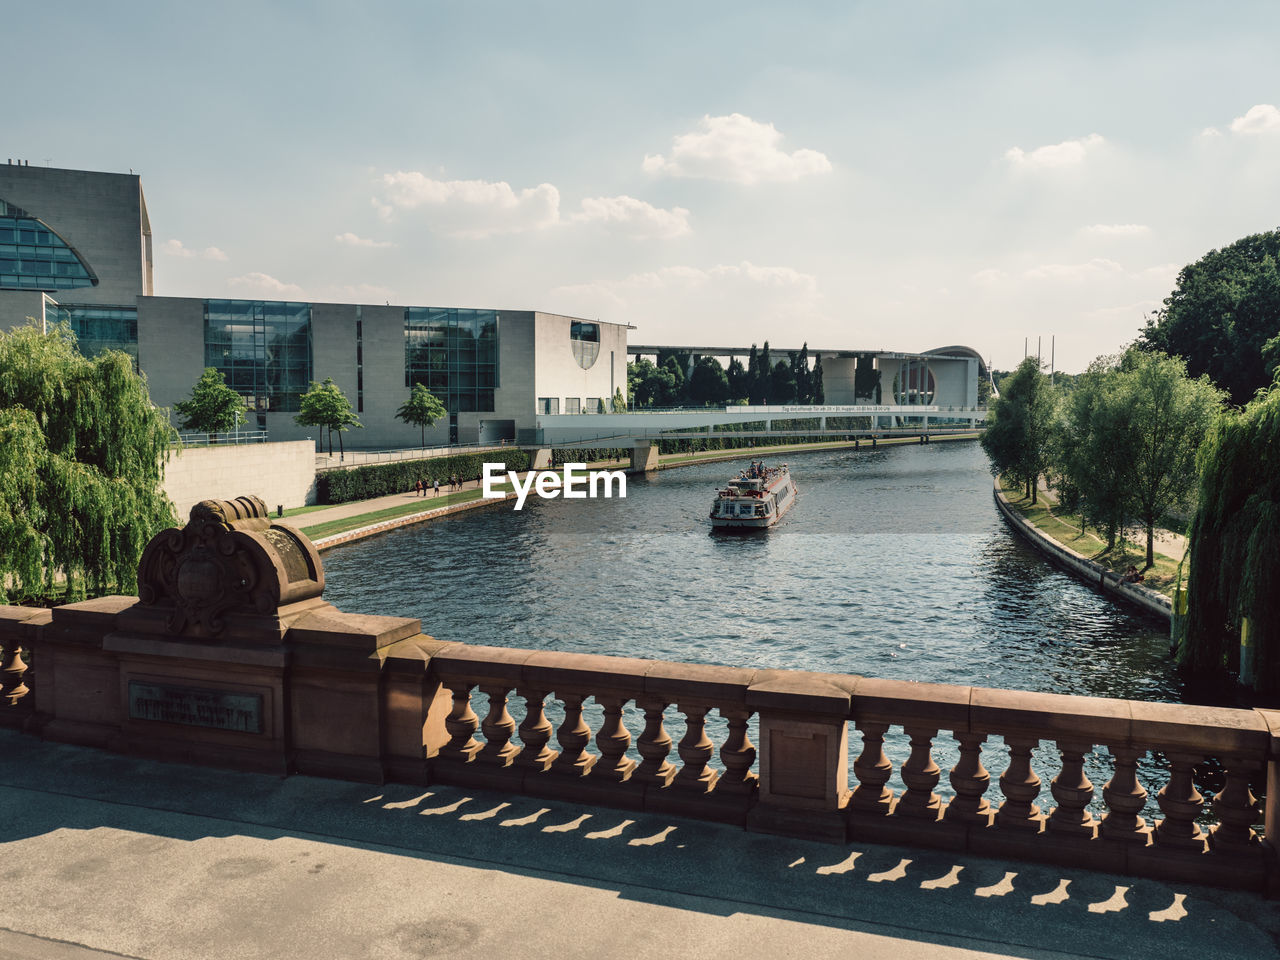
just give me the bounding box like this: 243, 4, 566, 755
745, 670, 857, 843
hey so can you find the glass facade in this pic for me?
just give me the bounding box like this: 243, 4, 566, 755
404, 307, 498, 412
204, 299, 312, 415
0, 199, 97, 291
570, 320, 600, 370
54, 304, 139, 364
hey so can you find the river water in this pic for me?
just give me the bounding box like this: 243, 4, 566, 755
321, 440, 1186, 812
323, 440, 1175, 702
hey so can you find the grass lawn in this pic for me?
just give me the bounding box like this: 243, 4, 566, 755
999, 477, 1181, 598
301, 485, 511, 539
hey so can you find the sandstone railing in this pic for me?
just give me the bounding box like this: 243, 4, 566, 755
3, 602, 1277, 894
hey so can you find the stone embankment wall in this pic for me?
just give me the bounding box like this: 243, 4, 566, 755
164, 441, 316, 517
992, 480, 1172, 623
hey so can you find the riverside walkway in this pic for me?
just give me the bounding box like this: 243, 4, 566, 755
1, 728, 1274, 960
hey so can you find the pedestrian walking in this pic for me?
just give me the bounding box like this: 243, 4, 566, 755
433, 478, 440, 497
414, 479, 422, 497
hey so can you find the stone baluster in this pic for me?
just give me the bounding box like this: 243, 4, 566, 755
717, 707, 758, 795
1100, 746, 1150, 841
896, 725, 941, 820
477, 684, 519, 766
851, 721, 894, 815
1154, 751, 1206, 850
944, 731, 992, 825
1210, 760, 1261, 851
1, 640, 29, 707
996, 737, 1043, 830
516, 688, 558, 771
592, 695, 636, 782
439, 680, 481, 762
1048, 740, 1097, 837
551, 692, 596, 777
673, 704, 717, 792
634, 699, 675, 787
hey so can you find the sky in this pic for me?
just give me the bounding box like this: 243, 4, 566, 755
8, 0, 1280, 373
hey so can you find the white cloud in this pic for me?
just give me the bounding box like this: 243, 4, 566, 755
643, 114, 832, 184
1229, 104, 1280, 135
970, 268, 1009, 286
550, 261, 822, 334
164, 239, 227, 260
570, 196, 691, 238
378, 171, 560, 237
1200, 126, 1222, 138
1023, 258, 1124, 281
335, 232, 395, 248
228, 272, 304, 298
1004, 133, 1104, 169
1080, 223, 1150, 237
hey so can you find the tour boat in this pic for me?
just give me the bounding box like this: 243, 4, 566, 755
709, 463, 797, 529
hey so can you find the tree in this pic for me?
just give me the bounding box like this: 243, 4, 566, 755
792, 344, 811, 403
612, 387, 627, 412
726, 357, 748, 402
981, 356, 1054, 503
395, 383, 447, 448
1182, 379, 1280, 692
1116, 349, 1226, 567
173, 367, 249, 441
770, 359, 797, 404
1139, 229, 1280, 406
296, 378, 362, 458
0, 321, 176, 600
1054, 357, 1133, 549
688, 356, 730, 406
811, 353, 825, 404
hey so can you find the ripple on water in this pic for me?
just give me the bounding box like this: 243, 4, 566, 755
322, 442, 1179, 703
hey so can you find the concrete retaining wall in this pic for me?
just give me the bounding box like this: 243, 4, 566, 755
164, 441, 316, 518
992, 480, 1172, 623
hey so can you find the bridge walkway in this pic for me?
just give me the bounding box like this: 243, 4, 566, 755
0, 729, 1274, 960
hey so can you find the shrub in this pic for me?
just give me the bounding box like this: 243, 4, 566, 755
316, 449, 530, 504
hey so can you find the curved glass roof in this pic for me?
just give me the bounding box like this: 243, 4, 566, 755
0, 197, 98, 291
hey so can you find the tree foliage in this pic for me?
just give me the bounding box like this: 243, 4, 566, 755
296, 377, 362, 457
981, 357, 1054, 502
1182, 380, 1280, 692
1055, 350, 1224, 561
1139, 229, 1280, 406
395, 383, 447, 447
626, 342, 825, 408
173, 367, 249, 439
0, 322, 176, 600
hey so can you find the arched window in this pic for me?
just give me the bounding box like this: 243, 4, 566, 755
0, 198, 98, 291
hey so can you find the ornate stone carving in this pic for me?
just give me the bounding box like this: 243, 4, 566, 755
135, 495, 324, 640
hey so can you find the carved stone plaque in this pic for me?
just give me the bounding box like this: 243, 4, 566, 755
128, 681, 263, 734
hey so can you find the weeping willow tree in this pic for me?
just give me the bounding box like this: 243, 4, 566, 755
1181, 381, 1280, 693
0, 322, 177, 601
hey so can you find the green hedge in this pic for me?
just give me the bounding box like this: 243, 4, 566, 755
316, 449, 531, 504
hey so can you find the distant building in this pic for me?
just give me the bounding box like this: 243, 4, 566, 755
0, 161, 626, 446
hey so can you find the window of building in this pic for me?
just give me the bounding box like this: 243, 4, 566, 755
586, 397, 603, 413
538, 397, 559, 415
404, 307, 498, 413
570, 320, 600, 370
0, 198, 98, 291
204, 299, 313, 417
53, 304, 139, 366
564, 397, 581, 414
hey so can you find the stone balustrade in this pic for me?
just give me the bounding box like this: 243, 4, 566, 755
9, 609, 1274, 892
0, 499, 1276, 895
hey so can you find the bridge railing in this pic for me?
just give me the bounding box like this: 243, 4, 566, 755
392, 641, 1277, 891
4, 606, 1275, 892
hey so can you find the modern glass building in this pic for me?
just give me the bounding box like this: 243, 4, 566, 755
0, 162, 630, 447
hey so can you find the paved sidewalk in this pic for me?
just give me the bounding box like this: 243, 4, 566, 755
0, 730, 1275, 960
